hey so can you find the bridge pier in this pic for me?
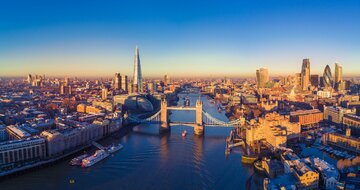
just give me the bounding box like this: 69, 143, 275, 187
194, 124, 204, 135
160, 98, 170, 134
194, 99, 204, 136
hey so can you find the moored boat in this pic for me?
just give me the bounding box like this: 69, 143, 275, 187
241, 155, 258, 164
81, 150, 109, 167
106, 143, 124, 154
69, 154, 89, 166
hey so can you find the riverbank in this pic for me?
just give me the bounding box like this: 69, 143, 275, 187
0, 124, 133, 179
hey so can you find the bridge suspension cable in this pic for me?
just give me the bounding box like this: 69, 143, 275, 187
202, 110, 242, 127
128, 110, 161, 124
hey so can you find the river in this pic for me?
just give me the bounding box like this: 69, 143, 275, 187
1, 93, 258, 190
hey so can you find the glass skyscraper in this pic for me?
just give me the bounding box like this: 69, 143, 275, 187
323, 65, 333, 88
132, 46, 143, 93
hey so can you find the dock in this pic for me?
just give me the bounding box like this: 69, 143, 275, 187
92, 141, 105, 150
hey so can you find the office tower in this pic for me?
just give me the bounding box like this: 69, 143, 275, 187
60, 84, 65, 95
323, 65, 333, 88
132, 46, 143, 93
301, 59, 310, 90
147, 82, 156, 93
114, 72, 121, 90
164, 74, 170, 86
68, 86, 72, 95
295, 73, 302, 87
310, 74, 319, 87
64, 77, 69, 86
256, 68, 269, 88
335, 63, 343, 83
121, 75, 128, 93
102, 87, 108, 100
27, 74, 32, 84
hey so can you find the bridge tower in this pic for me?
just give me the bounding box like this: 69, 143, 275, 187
160, 98, 170, 133
194, 99, 204, 135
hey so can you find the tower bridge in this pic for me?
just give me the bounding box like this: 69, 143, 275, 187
128, 99, 244, 135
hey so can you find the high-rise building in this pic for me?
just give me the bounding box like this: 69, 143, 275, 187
27, 74, 32, 84
295, 73, 302, 87
256, 68, 269, 88
323, 65, 333, 89
301, 59, 310, 90
113, 72, 121, 90
147, 82, 156, 93
102, 87, 108, 100
64, 77, 69, 86
310, 74, 319, 87
335, 63, 343, 83
132, 46, 142, 93
60, 84, 66, 95
121, 75, 128, 93
164, 74, 170, 86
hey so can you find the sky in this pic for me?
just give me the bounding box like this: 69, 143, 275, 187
0, 0, 359, 78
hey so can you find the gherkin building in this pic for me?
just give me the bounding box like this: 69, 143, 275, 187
323, 65, 333, 88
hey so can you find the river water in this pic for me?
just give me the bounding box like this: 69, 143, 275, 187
1, 93, 257, 190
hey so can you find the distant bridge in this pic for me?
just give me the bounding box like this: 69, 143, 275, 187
128, 99, 244, 135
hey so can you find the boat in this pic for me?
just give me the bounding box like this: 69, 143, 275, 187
106, 143, 123, 154
254, 160, 266, 174
81, 150, 109, 167
242, 155, 258, 164
69, 154, 89, 166
182, 130, 187, 137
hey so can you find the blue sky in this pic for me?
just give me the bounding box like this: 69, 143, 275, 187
0, 0, 359, 77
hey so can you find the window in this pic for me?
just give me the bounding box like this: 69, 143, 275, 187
14, 151, 18, 161
9, 151, 13, 161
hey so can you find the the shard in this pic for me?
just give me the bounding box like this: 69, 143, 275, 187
132, 46, 143, 93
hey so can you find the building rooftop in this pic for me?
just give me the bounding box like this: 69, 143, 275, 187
6, 125, 31, 138
290, 109, 322, 116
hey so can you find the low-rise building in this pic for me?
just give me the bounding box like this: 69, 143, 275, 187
292, 159, 319, 190
290, 109, 323, 126
309, 157, 339, 190
0, 125, 6, 141
323, 106, 353, 124
343, 114, 360, 135
322, 131, 360, 154
263, 158, 284, 178
6, 125, 31, 140
0, 137, 46, 169
246, 112, 300, 148
41, 123, 104, 157
77, 104, 86, 113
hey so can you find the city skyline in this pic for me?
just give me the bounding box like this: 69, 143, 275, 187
1, 0, 360, 77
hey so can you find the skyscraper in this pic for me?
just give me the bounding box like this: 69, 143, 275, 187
323, 65, 333, 88
295, 73, 302, 87
164, 74, 170, 86
335, 63, 343, 83
113, 72, 121, 90
301, 59, 310, 90
27, 74, 32, 84
256, 67, 269, 88
102, 87, 108, 100
132, 46, 143, 93
121, 75, 128, 93
310, 74, 319, 87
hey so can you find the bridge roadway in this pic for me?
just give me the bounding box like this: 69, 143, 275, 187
168, 121, 238, 128
167, 106, 196, 111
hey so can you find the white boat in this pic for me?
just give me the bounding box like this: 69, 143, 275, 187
69, 154, 89, 166
106, 143, 124, 154
182, 130, 187, 137
81, 150, 109, 167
